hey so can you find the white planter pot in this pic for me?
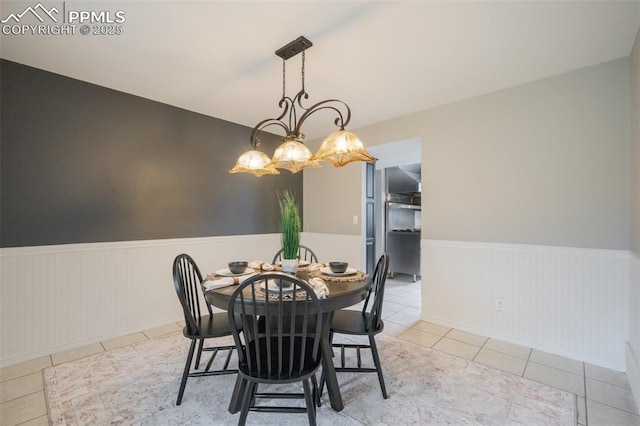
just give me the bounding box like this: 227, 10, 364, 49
280, 258, 299, 275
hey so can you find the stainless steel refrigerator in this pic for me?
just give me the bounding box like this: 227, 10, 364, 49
385, 165, 421, 281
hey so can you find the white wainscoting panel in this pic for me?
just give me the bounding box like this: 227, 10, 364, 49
422, 239, 629, 370
0, 234, 281, 366
627, 253, 640, 409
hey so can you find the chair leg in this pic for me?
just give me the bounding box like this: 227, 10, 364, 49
317, 370, 325, 403
317, 329, 338, 401
194, 339, 205, 369
303, 378, 317, 426
176, 339, 197, 405
228, 375, 247, 414
369, 335, 388, 399
311, 373, 321, 407
238, 381, 256, 426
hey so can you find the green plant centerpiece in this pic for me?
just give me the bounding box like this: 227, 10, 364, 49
278, 190, 301, 275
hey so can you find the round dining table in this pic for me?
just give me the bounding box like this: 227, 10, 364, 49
205, 268, 372, 413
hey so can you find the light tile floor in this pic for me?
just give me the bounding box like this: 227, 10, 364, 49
1, 275, 638, 425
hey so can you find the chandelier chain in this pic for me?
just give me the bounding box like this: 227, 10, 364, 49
282, 58, 286, 100
301, 51, 305, 93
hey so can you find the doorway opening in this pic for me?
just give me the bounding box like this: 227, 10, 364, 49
362, 137, 423, 330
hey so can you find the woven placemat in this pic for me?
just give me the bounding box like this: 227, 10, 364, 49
255, 280, 310, 300
309, 270, 368, 282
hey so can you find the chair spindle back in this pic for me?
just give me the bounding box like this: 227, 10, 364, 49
228, 273, 323, 381
173, 253, 213, 335
362, 253, 389, 331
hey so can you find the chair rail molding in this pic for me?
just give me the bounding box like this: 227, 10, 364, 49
0, 234, 281, 367
421, 239, 630, 370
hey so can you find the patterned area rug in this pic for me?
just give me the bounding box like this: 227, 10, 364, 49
43, 332, 576, 425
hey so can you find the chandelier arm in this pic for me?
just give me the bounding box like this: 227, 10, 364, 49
287, 90, 309, 132
275, 96, 293, 122
287, 97, 299, 134
249, 119, 292, 148
292, 89, 310, 108
294, 98, 352, 135
247, 94, 300, 148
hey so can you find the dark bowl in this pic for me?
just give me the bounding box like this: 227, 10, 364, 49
329, 262, 349, 274
228, 261, 248, 274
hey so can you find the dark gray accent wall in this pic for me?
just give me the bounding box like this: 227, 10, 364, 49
0, 59, 302, 247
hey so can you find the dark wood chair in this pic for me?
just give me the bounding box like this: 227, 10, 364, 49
271, 245, 318, 264
172, 253, 240, 405
227, 272, 323, 425
320, 253, 390, 399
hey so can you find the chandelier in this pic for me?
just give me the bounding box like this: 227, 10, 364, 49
230, 36, 375, 176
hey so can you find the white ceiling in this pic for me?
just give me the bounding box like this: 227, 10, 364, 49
2, 1, 639, 139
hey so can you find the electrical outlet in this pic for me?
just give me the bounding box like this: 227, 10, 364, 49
495, 299, 504, 312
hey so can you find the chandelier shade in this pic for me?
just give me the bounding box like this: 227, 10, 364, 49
229, 36, 375, 176
268, 138, 321, 173
311, 130, 376, 167
229, 149, 280, 176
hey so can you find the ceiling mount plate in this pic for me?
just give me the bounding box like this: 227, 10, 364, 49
275, 36, 313, 60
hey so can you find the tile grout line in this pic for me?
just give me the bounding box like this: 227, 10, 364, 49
0, 388, 46, 405
471, 339, 528, 374
511, 354, 638, 418
585, 375, 635, 390
581, 364, 638, 417
523, 345, 534, 378
470, 335, 488, 362
16, 415, 48, 426
584, 397, 640, 417
430, 329, 450, 348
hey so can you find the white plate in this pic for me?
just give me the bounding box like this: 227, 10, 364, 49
259, 280, 296, 293
215, 267, 255, 277
320, 266, 357, 277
